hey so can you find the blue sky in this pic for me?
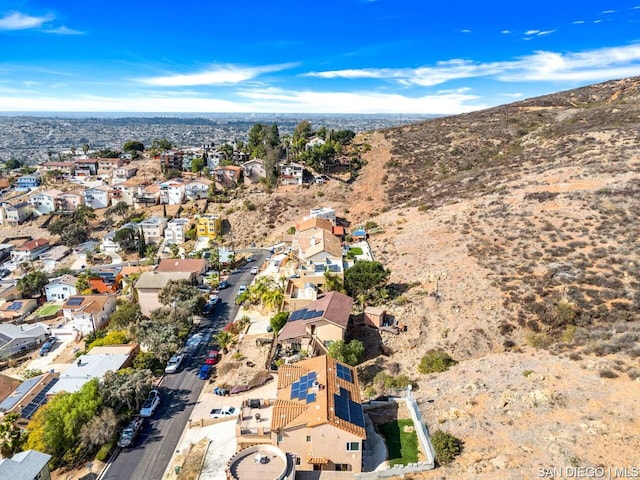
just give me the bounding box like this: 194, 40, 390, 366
1, 0, 640, 114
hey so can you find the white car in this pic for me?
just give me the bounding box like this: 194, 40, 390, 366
237, 285, 248, 296
164, 353, 186, 374
210, 406, 238, 419
250, 267, 258, 275
139, 389, 161, 417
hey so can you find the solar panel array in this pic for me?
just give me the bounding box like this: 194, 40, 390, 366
21, 378, 59, 420
7, 302, 22, 311
333, 387, 365, 428
290, 371, 318, 403
67, 297, 84, 306
289, 308, 324, 322
336, 363, 353, 383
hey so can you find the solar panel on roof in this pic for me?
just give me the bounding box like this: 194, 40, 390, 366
21, 378, 58, 420
308, 372, 317, 381
67, 297, 84, 306
7, 302, 22, 311
336, 364, 353, 383
349, 400, 365, 428
306, 393, 316, 403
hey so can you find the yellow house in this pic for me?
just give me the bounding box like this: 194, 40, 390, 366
196, 214, 222, 240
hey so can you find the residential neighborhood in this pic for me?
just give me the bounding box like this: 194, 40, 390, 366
0, 124, 439, 480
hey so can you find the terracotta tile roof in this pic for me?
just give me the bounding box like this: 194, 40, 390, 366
17, 238, 49, 251
298, 229, 342, 259
332, 226, 345, 236
272, 355, 365, 438
156, 258, 206, 274
296, 217, 334, 233
135, 271, 192, 289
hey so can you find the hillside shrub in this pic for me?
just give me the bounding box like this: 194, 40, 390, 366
418, 349, 457, 374
431, 430, 463, 465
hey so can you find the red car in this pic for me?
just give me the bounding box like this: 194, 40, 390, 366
205, 350, 221, 365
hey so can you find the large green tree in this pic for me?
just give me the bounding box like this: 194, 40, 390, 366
79, 407, 119, 450
100, 368, 153, 411
123, 140, 145, 152
344, 260, 391, 305
158, 279, 204, 317
114, 227, 138, 253
16, 271, 48, 297
327, 339, 364, 366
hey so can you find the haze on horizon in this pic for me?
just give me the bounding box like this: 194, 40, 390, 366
2, 0, 640, 114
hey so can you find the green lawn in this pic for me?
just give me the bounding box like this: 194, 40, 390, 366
37, 304, 62, 317
349, 247, 364, 255
378, 419, 419, 466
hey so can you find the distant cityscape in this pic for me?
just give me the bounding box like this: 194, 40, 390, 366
0, 113, 437, 163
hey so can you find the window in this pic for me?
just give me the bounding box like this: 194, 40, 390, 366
295, 457, 301, 466
335, 464, 351, 471
346, 442, 360, 451
277, 434, 283, 443
306, 435, 312, 442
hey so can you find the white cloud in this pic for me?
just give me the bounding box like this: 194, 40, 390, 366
525, 29, 540, 35
602, 10, 615, 14
501, 30, 511, 34
572, 20, 585, 24
46, 26, 83, 35
136, 63, 295, 86
460, 29, 471, 34
305, 43, 640, 87
594, 19, 603, 23
0, 11, 54, 30
537, 30, 555, 36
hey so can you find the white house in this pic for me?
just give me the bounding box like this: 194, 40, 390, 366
28, 189, 62, 215
0, 450, 52, 480
164, 218, 190, 245
40, 245, 71, 273
84, 185, 111, 209
279, 162, 304, 185
10, 238, 50, 264
304, 207, 337, 225
159, 178, 187, 205
60, 294, 117, 335
306, 136, 326, 150
112, 166, 138, 184
206, 150, 225, 171
0, 324, 49, 360
185, 178, 212, 200
44, 274, 78, 302
139, 216, 168, 244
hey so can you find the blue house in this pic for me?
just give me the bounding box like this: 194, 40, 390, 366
15, 173, 41, 191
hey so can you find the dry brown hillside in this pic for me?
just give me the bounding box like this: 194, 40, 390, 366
213, 78, 639, 476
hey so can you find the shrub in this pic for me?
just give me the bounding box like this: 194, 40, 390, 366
95, 440, 116, 462
418, 350, 457, 374
522, 370, 534, 377
525, 332, 552, 349
599, 369, 619, 379
431, 430, 463, 465
88, 330, 128, 349
133, 352, 163, 373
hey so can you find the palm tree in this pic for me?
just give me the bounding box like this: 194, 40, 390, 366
215, 331, 235, 354
0, 413, 24, 458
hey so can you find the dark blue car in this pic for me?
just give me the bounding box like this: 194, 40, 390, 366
198, 364, 212, 379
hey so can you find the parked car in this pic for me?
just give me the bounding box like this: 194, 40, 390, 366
39, 338, 57, 356
139, 389, 161, 417
237, 285, 248, 296
209, 294, 220, 304
164, 353, 186, 374
246, 255, 254, 262
198, 364, 213, 380
205, 350, 221, 365
117, 417, 144, 448
210, 406, 238, 419
218, 280, 229, 289
250, 267, 258, 275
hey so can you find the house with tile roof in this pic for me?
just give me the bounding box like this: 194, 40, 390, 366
0, 372, 59, 428
297, 228, 343, 264
212, 165, 242, 189
185, 177, 213, 200
132, 183, 160, 209
56, 190, 84, 212
0, 299, 38, 322
277, 291, 353, 355
96, 157, 124, 175
242, 158, 267, 185
74, 158, 98, 176
60, 294, 116, 335
270, 355, 366, 473
10, 238, 49, 264
40, 161, 76, 176
159, 177, 188, 205
28, 189, 63, 215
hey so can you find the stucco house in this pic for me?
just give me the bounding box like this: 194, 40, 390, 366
212, 165, 242, 189
56, 191, 84, 212
15, 173, 41, 191
135, 271, 192, 316
5, 202, 33, 225
74, 159, 98, 176
279, 162, 304, 186
132, 183, 160, 209
270, 355, 366, 473
185, 178, 213, 200
97, 157, 124, 175
195, 214, 222, 240
44, 274, 78, 302
139, 216, 168, 244
28, 189, 62, 215
112, 166, 138, 184
159, 178, 187, 205
277, 291, 353, 355
84, 185, 111, 209
297, 228, 343, 264
10, 238, 49, 264
60, 294, 117, 335
164, 218, 190, 245
242, 158, 267, 184
156, 258, 207, 283
40, 161, 75, 176
0, 299, 38, 322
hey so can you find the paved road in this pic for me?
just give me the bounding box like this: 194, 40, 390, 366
101, 251, 267, 480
